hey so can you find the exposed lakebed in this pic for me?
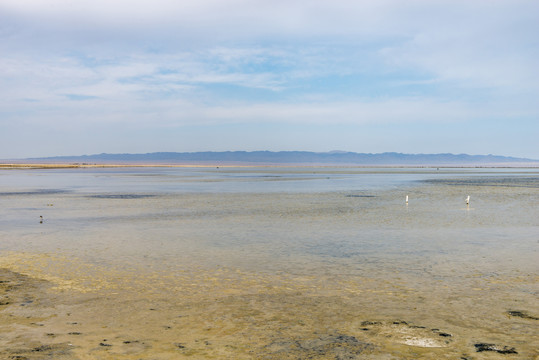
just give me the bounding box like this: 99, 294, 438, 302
1, 167, 537, 358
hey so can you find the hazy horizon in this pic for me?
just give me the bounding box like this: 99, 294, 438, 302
18, 149, 539, 160
3, 150, 539, 166
1, 1, 538, 159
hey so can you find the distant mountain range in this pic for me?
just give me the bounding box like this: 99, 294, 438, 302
19, 151, 539, 166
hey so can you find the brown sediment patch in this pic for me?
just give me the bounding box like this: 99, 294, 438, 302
507, 310, 538, 320
474, 343, 518, 354
86, 194, 158, 199
3, 344, 75, 360
0, 268, 75, 359
0, 252, 118, 293
260, 333, 374, 359
0, 268, 47, 309
357, 320, 453, 348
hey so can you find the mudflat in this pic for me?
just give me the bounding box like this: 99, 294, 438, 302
0, 260, 536, 359
0, 167, 538, 359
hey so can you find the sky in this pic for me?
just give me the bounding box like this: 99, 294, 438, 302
1, 0, 538, 159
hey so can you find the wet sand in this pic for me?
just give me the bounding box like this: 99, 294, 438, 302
1, 168, 538, 359
0, 163, 232, 170
1, 249, 537, 359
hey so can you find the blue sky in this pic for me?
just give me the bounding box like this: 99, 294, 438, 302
1, 0, 538, 159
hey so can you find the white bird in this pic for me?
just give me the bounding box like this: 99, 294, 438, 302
466, 195, 470, 205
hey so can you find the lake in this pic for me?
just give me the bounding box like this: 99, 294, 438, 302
0, 167, 537, 359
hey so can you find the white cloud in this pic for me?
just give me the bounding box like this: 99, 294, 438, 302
377, 1, 539, 92
0, 93, 499, 129
1, 0, 538, 158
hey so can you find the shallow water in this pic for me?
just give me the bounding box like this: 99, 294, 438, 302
0, 167, 538, 359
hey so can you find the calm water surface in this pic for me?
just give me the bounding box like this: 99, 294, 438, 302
0, 167, 537, 359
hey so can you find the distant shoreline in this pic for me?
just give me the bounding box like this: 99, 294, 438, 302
0, 163, 231, 169
1, 163, 538, 169
2, 151, 537, 168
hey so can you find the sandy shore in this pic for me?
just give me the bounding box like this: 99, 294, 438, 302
1, 259, 536, 359
2, 163, 537, 170
0, 163, 230, 169
0, 265, 457, 359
